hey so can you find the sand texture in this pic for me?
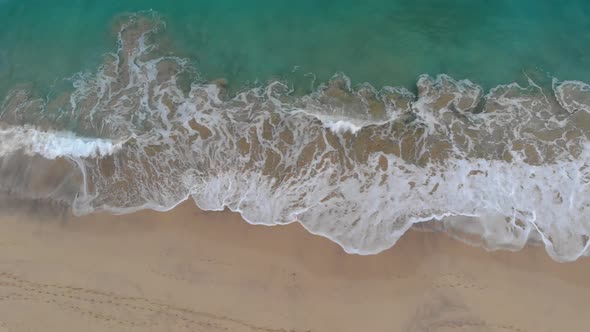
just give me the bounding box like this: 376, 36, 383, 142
0, 202, 589, 332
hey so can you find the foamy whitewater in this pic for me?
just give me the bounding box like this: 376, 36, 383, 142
2, 14, 590, 262
0, 125, 123, 160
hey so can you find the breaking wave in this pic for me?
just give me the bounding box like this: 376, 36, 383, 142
2, 13, 590, 262
0, 125, 123, 160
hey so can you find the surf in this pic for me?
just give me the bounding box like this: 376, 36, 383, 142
1, 13, 590, 262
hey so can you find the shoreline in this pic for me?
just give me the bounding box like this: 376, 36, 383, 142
0, 201, 589, 331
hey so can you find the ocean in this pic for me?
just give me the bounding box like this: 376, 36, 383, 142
1, 1, 590, 261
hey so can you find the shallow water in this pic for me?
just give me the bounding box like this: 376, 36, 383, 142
1, 3, 590, 262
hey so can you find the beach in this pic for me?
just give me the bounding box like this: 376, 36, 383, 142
1, 202, 589, 332
1, 3, 590, 331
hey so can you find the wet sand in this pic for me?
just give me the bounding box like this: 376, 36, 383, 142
0, 201, 589, 332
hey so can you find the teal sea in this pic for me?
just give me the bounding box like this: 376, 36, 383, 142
1, 0, 590, 95
1, 1, 590, 262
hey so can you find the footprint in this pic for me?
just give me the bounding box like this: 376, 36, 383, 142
431, 273, 486, 290
0, 271, 303, 332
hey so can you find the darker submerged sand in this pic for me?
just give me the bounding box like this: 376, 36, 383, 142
0, 201, 589, 332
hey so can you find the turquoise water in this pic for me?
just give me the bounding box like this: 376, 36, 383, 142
1, 0, 589, 97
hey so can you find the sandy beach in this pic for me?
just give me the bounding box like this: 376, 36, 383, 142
0, 202, 587, 332
2, 2, 590, 332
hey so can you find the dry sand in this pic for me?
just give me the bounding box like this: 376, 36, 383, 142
0, 201, 589, 332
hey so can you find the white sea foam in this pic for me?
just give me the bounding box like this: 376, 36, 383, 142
3, 13, 590, 262
0, 125, 123, 159
291, 110, 375, 134
554, 79, 590, 114
323, 119, 364, 134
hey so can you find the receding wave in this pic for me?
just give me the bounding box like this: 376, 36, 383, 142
2, 13, 590, 262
